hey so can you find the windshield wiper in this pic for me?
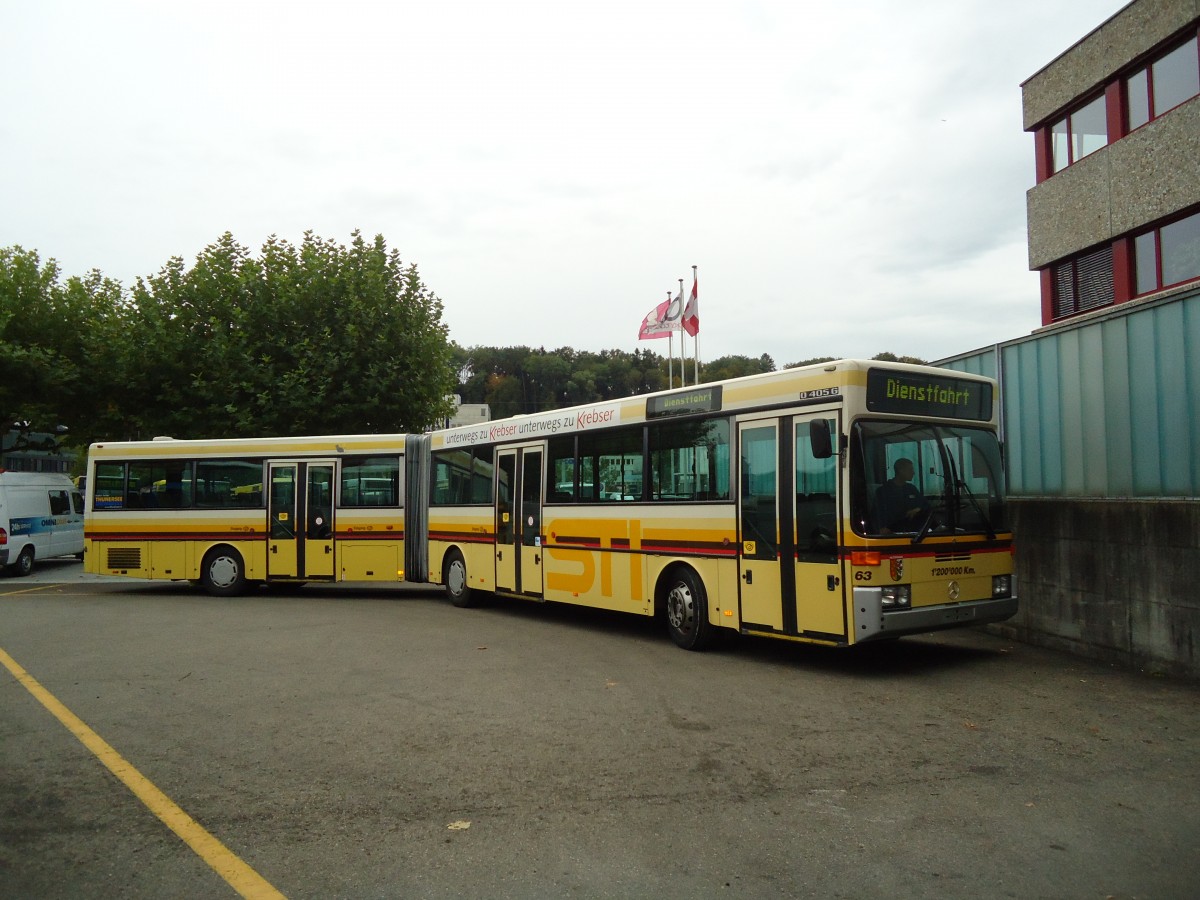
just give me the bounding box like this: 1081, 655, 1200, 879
956, 479, 996, 540
911, 505, 936, 544
913, 450, 951, 544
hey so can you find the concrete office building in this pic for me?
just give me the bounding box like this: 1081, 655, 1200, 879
1025, 0, 1200, 322
943, 0, 1200, 676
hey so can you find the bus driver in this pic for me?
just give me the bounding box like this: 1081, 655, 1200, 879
876, 457, 931, 532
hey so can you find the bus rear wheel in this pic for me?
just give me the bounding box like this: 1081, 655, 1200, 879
664, 567, 714, 651
200, 548, 248, 597
445, 550, 477, 608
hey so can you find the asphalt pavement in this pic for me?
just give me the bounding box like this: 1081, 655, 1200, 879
2, 561, 1198, 898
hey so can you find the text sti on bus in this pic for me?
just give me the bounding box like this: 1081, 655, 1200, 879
84, 359, 1015, 649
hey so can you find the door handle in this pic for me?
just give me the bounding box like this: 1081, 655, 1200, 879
497, 550, 503, 561
325, 545, 332, 555
534, 554, 540, 565
827, 574, 840, 590
743, 570, 753, 584
270, 544, 277, 554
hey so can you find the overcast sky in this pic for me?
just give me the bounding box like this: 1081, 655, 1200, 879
2, 0, 1128, 366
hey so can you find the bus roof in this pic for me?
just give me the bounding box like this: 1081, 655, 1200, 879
433, 358, 995, 449
87, 359, 995, 458
88, 432, 409, 458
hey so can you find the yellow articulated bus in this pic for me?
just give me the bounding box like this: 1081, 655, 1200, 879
85, 359, 1016, 649
85, 435, 410, 591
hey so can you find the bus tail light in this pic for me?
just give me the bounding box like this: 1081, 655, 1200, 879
0, 527, 6, 545
992, 575, 1012, 599
881, 585, 911, 609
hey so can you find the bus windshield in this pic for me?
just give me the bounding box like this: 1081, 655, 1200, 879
851, 420, 1008, 540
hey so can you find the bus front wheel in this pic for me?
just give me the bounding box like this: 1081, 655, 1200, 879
445, 550, 477, 608
664, 567, 714, 651
200, 548, 248, 597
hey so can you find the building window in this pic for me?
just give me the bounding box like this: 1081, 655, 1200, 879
1133, 231, 1158, 295
1134, 209, 1200, 295
1126, 35, 1200, 130
1051, 245, 1114, 318
1050, 93, 1107, 172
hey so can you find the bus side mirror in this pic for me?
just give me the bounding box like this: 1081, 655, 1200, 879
809, 419, 833, 459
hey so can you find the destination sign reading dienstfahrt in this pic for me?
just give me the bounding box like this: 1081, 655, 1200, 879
646, 386, 723, 418
865, 369, 992, 420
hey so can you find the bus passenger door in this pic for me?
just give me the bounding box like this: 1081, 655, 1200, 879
519, 449, 544, 598
496, 452, 517, 592
268, 463, 299, 578
793, 414, 846, 640
304, 463, 335, 578
738, 421, 785, 631
495, 446, 545, 598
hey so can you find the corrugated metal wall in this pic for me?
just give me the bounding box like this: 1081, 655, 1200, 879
939, 289, 1200, 499
939, 346, 998, 380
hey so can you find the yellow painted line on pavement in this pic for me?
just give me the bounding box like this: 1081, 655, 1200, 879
0, 647, 285, 900
0, 584, 60, 597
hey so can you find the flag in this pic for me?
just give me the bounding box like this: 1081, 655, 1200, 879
682, 270, 699, 336
637, 297, 681, 340
665, 282, 684, 327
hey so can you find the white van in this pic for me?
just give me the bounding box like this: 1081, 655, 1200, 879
0, 472, 85, 576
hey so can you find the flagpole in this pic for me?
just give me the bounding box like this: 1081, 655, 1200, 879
678, 278, 686, 386
666, 290, 674, 388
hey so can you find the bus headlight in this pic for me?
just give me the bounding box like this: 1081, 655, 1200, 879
992, 575, 1012, 599
881, 585, 911, 609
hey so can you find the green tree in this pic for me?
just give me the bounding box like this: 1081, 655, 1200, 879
0, 246, 72, 429
450, 345, 672, 414
784, 353, 928, 368
123, 231, 453, 439
870, 351, 928, 365
697, 353, 776, 383
0, 246, 127, 448
784, 356, 838, 369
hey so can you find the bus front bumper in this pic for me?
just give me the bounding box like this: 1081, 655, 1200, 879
854, 588, 1018, 643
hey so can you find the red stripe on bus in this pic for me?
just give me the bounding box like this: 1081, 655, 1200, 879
428, 531, 494, 544
86, 532, 264, 542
